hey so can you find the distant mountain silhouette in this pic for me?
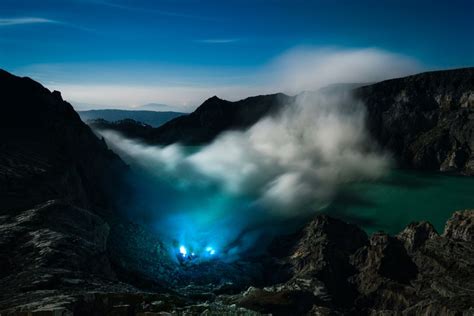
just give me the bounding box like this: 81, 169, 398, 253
78, 109, 184, 127
134, 103, 181, 112
94, 93, 292, 144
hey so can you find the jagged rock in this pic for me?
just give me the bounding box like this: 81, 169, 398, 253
397, 221, 439, 252
443, 210, 474, 242
289, 215, 368, 306
355, 233, 418, 285
236, 211, 474, 315
229, 285, 316, 316
350, 233, 419, 312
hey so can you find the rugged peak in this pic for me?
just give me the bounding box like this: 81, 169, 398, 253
52, 90, 63, 101
208, 95, 221, 101
352, 232, 418, 287
397, 221, 439, 252
289, 215, 368, 306
298, 215, 368, 252
443, 210, 474, 242
200, 95, 224, 106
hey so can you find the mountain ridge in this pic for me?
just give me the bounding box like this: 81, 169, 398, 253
92, 67, 474, 174
78, 109, 185, 127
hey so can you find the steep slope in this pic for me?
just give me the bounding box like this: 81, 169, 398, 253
0, 69, 127, 212
78, 109, 184, 127
356, 67, 474, 174
0, 70, 179, 312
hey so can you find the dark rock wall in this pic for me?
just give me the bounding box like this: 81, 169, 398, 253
0, 69, 126, 212
356, 67, 474, 174
0, 70, 176, 312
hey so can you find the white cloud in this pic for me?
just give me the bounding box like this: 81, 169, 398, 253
48, 83, 270, 111
0, 17, 57, 26
268, 47, 421, 94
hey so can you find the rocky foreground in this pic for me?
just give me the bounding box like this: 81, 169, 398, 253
1, 203, 473, 315
0, 69, 473, 315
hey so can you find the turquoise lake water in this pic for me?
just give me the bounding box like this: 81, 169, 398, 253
326, 170, 474, 235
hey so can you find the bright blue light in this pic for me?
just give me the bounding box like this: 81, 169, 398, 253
206, 246, 216, 255
179, 245, 187, 257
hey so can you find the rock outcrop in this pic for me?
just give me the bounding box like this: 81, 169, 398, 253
356, 67, 474, 174
443, 210, 474, 242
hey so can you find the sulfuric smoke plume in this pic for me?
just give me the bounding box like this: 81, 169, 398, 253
99, 91, 391, 260
97, 48, 419, 260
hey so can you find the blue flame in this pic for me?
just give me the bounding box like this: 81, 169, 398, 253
206, 246, 216, 255
179, 245, 187, 257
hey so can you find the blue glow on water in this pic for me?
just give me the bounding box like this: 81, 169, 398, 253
117, 155, 474, 263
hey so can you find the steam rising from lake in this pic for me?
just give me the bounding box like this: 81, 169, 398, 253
98, 91, 391, 258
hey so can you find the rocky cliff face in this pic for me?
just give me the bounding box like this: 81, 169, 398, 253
0, 70, 179, 313
356, 67, 474, 174
0, 69, 127, 212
